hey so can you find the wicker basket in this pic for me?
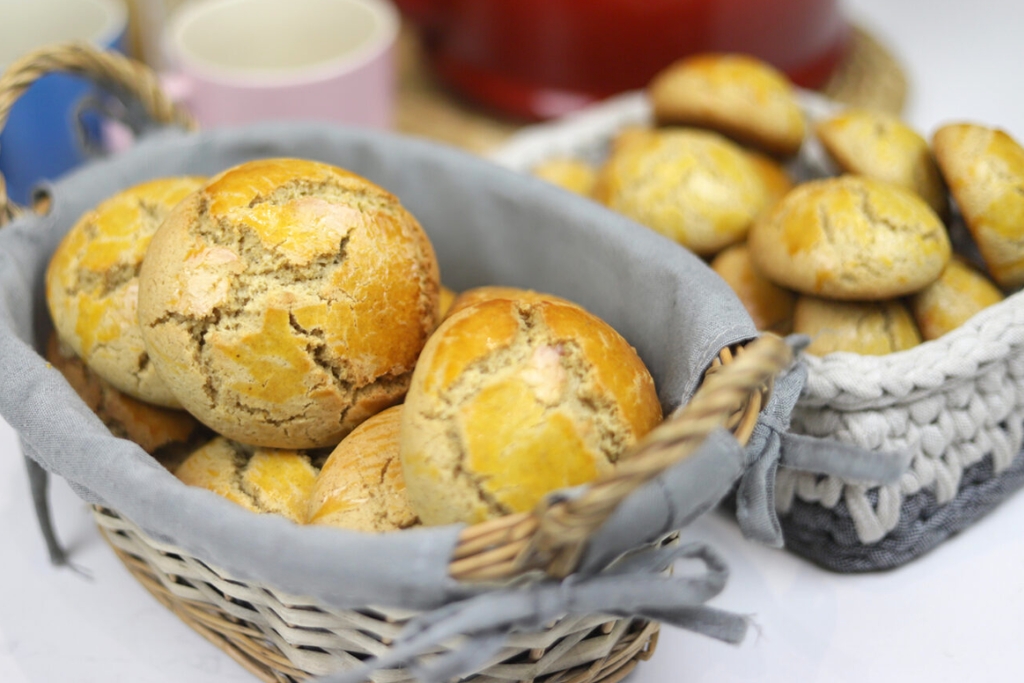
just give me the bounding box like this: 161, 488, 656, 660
0, 44, 797, 682
490, 90, 1024, 572
93, 504, 661, 683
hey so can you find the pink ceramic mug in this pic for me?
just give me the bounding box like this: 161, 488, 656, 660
162, 0, 399, 128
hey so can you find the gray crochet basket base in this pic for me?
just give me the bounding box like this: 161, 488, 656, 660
777, 444, 1024, 572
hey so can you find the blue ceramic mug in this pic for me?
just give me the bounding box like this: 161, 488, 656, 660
0, 0, 128, 205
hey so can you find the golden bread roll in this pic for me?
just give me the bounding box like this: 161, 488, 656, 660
909, 258, 1005, 340
594, 127, 770, 256
444, 285, 579, 320
710, 243, 796, 333
400, 298, 663, 526
815, 108, 947, 217
307, 405, 418, 532
175, 437, 318, 523
933, 122, 1024, 289
746, 151, 794, 209
45, 176, 206, 407
610, 125, 657, 155
439, 285, 457, 318
45, 333, 206, 468
137, 158, 441, 449
648, 53, 806, 157
794, 296, 922, 356
531, 158, 598, 196
749, 175, 951, 300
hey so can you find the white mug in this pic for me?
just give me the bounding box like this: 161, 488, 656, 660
161, 0, 399, 129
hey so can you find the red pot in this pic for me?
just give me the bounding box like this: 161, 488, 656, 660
397, 0, 850, 120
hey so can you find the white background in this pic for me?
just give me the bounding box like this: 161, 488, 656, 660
3, 0, 1024, 681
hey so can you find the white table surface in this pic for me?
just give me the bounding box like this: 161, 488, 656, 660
3, 1, 1024, 681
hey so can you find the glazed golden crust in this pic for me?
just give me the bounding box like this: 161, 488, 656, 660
307, 405, 418, 532
609, 125, 656, 156
174, 437, 318, 523
794, 296, 922, 356
909, 258, 1004, 340
648, 53, 806, 157
710, 243, 796, 333
933, 123, 1024, 289
532, 158, 598, 196
137, 158, 441, 449
45, 176, 206, 407
748, 175, 951, 300
400, 298, 662, 526
439, 285, 457, 318
815, 109, 947, 217
594, 127, 769, 256
444, 286, 579, 321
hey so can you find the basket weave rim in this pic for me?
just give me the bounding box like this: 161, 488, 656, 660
95, 504, 664, 683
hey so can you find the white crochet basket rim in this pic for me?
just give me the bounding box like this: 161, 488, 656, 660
799, 289, 1024, 410
490, 91, 1024, 564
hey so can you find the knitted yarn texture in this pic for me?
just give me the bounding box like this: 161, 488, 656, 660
779, 294, 1024, 544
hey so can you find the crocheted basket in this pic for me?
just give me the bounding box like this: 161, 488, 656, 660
0, 44, 797, 683
491, 91, 1024, 573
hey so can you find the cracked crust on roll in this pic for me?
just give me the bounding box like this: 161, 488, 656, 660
815, 108, 947, 218
593, 127, 770, 256
444, 285, 581, 321
933, 122, 1024, 290
174, 437, 318, 523
307, 405, 418, 532
45, 176, 206, 407
400, 298, 663, 526
794, 296, 922, 356
909, 258, 1004, 340
748, 175, 951, 300
137, 158, 441, 449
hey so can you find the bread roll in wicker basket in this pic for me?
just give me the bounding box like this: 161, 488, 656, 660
89, 338, 778, 683
0, 45, 799, 683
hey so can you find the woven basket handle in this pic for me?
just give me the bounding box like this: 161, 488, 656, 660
450, 333, 792, 581
0, 42, 195, 226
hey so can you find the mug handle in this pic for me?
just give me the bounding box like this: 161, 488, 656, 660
102, 72, 197, 155
0, 42, 196, 226
158, 71, 195, 109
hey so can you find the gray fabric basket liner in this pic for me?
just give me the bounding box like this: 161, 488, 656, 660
0, 122, 763, 613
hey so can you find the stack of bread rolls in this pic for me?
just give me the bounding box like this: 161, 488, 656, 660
45, 177, 212, 470
531, 53, 1020, 355
45, 157, 664, 531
